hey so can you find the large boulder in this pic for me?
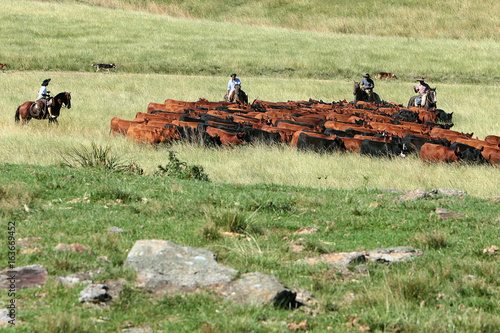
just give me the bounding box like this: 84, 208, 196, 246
124, 240, 238, 293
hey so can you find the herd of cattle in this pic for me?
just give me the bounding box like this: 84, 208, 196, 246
110, 98, 500, 164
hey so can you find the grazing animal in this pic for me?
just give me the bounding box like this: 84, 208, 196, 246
110, 117, 149, 135
420, 143, 460, 163
480, 147, 500, 164
295, 132, 346, 153
360, 139, 407, 158
92, 63, 116, 73
204, 126, 246, 146
0, 63, 7, 70
377, 72, 398, 80
484, 135, 500, 146
15, 92, 71, 125
449, 142, 486, 164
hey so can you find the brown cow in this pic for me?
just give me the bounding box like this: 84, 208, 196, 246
323, 121, 378, 134
481, 147, 500, 164
290, 130, 332, 147
339, 137, 364, 152
126, 125, 179, 144
484, 135, 500, 146
420, 143, 460, 163
110, 117, 148, 135
205, 126, 246, 146
454, 138, 498, 150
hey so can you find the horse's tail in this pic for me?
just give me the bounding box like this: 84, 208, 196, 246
15, 106, 20, 123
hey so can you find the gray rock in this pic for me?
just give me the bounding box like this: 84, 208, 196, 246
57, 268, 105, 287
0, 264, 48, 289
124, 240, 238, 293
435, 189, 466, 196
219, 272, 296, 308
299, 252, 366, 267
435, 208, 466, 220
108, 226, 125, 233
365, 246, 423, 263
0, 309, 12, 327
78, 284, 112, 303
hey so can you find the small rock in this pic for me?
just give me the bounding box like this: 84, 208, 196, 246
16, 237, 43, 248
293, 227, 318, 235
108, 227, 125, 233
435, 208, 466, 220
483, 245, 499, 255
0, 309, 12, 327
57, 268, 105, 287
54, 243, 91, 254
365, 247, 423, 263
0, 264, 48, 289
219, 272, 296, 308
287, 319, 309, 331
78, 284, 112, 303
435, 189, 466, 196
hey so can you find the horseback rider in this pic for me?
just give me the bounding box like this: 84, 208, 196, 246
36, 78, 54, 118
226, 73, 241, 102
413, 77, 431, 107
360, 73, 375, 101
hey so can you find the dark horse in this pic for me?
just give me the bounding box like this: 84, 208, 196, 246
15, 92, 71, 125
407, 88, 437, 109
353, 82, 381, 104
225, 84, 248, 104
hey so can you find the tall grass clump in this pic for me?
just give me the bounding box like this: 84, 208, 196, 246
61, 142, 142, 173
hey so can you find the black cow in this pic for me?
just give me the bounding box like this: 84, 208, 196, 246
296, 132, 346, 153
450, 142, 486, 164
435, 109, 453, 123
176, 125, 221, 147
324, 128, 355, 138
402, 134, 451, 155
243, 127, 281, 145
394, 109, 419, 123
360, 139, 408, 158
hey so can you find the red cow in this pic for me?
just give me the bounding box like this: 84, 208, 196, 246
110, 117, 148, 135
205, 126, 246, 146
420, 143, 460, 163
481, 147, 500, 164
484, 135, 500, 146
126, 125, 179, 144
340, 137, 364, 152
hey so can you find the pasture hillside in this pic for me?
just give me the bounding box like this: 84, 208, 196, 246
45, 0, 500, 41
1, 1, 499, 83
0, 1, 499, 199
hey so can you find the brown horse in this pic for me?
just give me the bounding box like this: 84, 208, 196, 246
15, 92, 72, 125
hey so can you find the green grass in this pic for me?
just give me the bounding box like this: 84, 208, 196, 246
1, 1, 499, 83
0, 163, 499, 332
47, 0, 500, 41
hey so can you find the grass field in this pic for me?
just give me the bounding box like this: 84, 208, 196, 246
0, 1, 499, 332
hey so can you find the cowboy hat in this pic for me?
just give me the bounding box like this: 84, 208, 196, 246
41, 78, 51, 86
230, 73, 237, 77
363, 73, 370, 78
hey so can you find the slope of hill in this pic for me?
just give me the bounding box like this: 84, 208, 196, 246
53, 0, 500, 41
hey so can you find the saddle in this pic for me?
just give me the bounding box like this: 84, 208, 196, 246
32, 98, 52, 117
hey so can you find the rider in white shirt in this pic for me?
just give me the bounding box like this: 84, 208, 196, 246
226, 73, 241, 102
37, 78, 53, 118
